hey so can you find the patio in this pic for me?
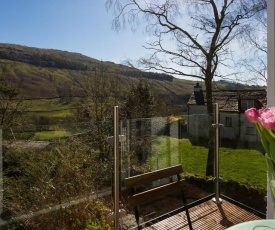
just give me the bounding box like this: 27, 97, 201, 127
142, 196, 264, 230
122, 177, 265, 230
140, 1, 275, 228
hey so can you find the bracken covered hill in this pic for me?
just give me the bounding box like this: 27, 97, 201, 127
0, 43, 263, 106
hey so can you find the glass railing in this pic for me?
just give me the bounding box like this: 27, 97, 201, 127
1, 121, 115, 229
0, 112, 266, 229
219, 113, 266, 214
118, 114, 215, 228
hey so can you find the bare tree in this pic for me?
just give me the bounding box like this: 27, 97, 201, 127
71, 63, 120, 161
0, 78, 25, 129
238, 0, 267, 85
0, 64, 26, 130
107, 0, 265, 176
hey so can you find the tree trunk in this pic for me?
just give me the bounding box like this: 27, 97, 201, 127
205, 74, 215, 177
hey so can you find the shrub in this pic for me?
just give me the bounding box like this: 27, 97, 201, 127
3, 136, 114, 229
5, 198, 114, 229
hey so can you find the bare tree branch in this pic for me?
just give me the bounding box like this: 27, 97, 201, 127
107, 0, 266, 176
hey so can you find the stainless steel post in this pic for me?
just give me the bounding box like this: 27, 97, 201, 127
212, 103, 222, 204
114, 106, 120, 229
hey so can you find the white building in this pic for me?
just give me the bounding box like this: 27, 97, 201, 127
187, 84, 266, 145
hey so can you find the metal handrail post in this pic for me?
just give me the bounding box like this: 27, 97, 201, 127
106, 111, 126, 226
212, 103, 222, 204
114, 106, 120, 229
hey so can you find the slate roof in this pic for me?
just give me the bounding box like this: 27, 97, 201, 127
187, 90, 267, 112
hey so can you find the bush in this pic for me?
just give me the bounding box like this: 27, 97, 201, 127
3, 136, 115, 229
4, 198, 113, 229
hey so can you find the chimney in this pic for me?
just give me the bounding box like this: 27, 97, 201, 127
194, 83, 205, 105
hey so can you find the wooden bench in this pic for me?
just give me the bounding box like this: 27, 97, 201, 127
124, 165, 193, 229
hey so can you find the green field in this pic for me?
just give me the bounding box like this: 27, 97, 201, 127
32, 130, 71, 140
24, 98, 69, 111
27, 109, 74, 117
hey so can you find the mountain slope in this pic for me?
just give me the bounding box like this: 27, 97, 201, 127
0, 43, 262, 105
0, 44, 196, 104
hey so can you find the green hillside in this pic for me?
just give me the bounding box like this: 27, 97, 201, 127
0, 43, 264, 108
0, 43, 198, 105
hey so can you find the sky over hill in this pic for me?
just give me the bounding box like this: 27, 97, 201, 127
0, 0, 148, 66
0, 0, 267, 85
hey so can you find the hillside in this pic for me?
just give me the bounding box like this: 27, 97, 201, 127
0, 43, 264, 106
0, 44, 196, 104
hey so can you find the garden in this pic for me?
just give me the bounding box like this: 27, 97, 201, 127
1, 124, 267, 229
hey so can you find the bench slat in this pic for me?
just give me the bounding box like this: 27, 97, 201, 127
124, 165, 183, 188
125, 165, 193, 229
128, 179, 186, 207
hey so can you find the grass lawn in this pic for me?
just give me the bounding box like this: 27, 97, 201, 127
32, 130, 71, 140
149, 136, 266, 190
29, 109, 74, 117
220, 147, 266, 189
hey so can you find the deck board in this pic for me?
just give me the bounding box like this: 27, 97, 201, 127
143, 199, 263, 230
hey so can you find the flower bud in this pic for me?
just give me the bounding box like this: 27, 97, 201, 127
244, 108, 259, 123
258, 107, 275, 129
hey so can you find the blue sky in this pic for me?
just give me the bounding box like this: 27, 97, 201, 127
0, 1, 267, 85
0, 0, 148, 64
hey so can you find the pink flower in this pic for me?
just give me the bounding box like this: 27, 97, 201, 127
258, 107, 275, 129
245, 107, 275, 159
244, 108, 259, 123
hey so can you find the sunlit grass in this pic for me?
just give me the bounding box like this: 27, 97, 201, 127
30, 110, 74, 117
23, 97, 81, 111
32, 130, 71, 140
219, 147, 266, 189
149, 136, 208, 176
149, 136, 266, 190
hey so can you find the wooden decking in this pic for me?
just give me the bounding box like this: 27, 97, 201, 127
143, 199, 263, 230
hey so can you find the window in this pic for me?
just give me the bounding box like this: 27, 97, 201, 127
241, 100, 254, 110
225, 117, 232, 127
246, 127, 255, 135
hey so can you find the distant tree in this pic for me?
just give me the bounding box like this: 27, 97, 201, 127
0, 80, 24, 129
0, 62, 26, 130
123, 79, 156, 163
123, 78, 155, 119
107, 0, 266, 176
239, 0, 267, 85
72, 63, 121, 161
124, 70, 174, 81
